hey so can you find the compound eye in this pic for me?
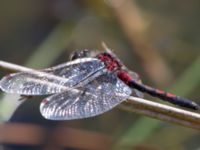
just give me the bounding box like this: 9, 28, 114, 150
69, 50, 91, 60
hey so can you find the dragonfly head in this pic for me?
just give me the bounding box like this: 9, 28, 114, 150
69, 50, 93, 60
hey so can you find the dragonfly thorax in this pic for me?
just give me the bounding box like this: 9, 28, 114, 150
97, 52, 122, 71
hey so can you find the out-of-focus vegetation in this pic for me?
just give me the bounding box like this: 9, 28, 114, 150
0, 0, 200, 150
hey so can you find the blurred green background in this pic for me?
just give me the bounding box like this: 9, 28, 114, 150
0, 0, 200, 150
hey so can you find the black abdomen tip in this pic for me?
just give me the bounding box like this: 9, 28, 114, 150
190, 102, 200, 110
176, 96, 200, 111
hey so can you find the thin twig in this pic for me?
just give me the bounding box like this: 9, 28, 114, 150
120, 97, 200, 129
0, 60, 200, 129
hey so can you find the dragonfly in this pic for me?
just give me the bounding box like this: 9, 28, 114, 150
0, 49, 199, 120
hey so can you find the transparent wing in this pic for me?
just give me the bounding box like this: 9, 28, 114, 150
0, 58, 105, 95
40, 72, 132, 120
43, 58, 103, 78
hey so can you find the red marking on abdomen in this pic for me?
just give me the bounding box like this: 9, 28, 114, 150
166, 92, 176, 98
117, 71, 133, 84
155, 89, 165, 95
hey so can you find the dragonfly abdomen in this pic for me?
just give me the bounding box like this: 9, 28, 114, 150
128, 80, 200, 110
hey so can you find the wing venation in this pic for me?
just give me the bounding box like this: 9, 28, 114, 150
0, 58, 105, 95
40, 72, 132, 120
